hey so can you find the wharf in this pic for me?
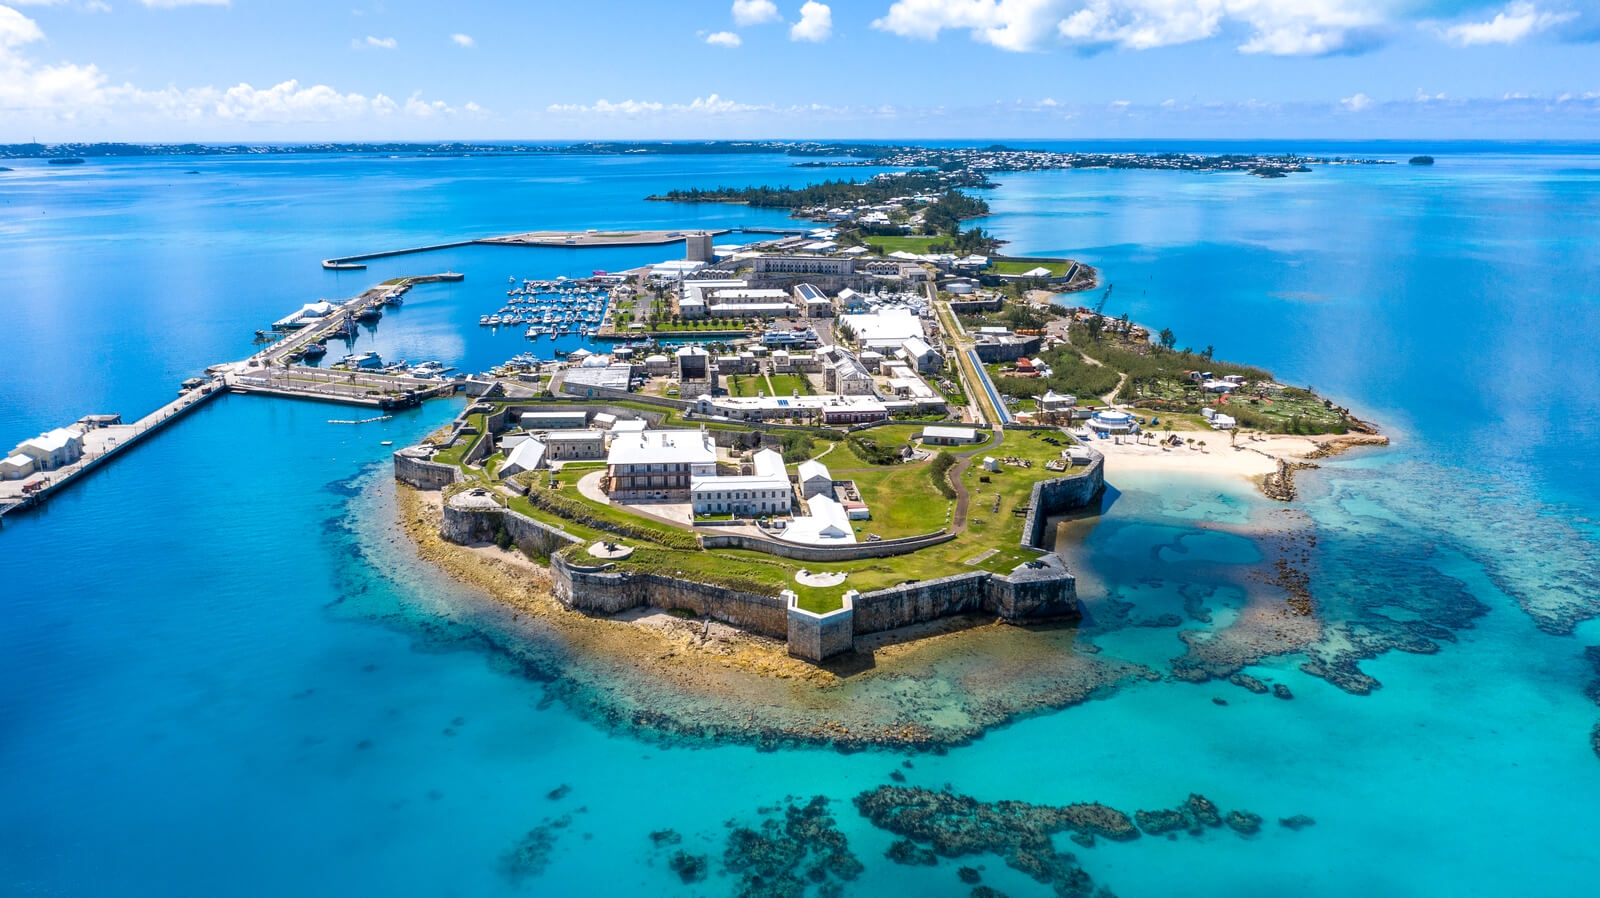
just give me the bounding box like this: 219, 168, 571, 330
0, 380, 225, 517
2, 273, 466, 521
322, 229, 730, 270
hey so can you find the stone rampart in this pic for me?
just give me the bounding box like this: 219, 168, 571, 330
1020, 451, 1104, 550
785, 590, 856, 662
393, 451, 461, 490
551, 554, 789, 636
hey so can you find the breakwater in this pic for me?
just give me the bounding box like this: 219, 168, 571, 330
322, 228, 732, 270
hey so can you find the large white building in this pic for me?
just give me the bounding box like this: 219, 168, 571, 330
16, 428, 84, 471
690, 393, 890, 426
840, 308, 926, 351
605, 429, 718, 501
690, 449, 792, 516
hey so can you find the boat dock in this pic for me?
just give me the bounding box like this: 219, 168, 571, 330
1, 273, 469, 521
0, 380, 226, 518
322, 229, 732, 270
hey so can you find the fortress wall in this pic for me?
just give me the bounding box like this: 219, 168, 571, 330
1020, 452, 1104, 550
393, 453, 461, 490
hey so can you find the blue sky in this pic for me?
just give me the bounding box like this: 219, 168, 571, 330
2, 0, 1598, 140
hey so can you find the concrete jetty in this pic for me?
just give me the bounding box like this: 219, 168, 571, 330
1, 272, 467, 521
0, 379, 225, 518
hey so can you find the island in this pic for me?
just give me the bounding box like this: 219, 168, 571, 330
382, 238, 1381, 674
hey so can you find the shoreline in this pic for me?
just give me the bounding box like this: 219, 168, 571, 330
1092, 429, 1391, 499
391, 481, 1157, 750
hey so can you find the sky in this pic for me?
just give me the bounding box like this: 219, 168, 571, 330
2, 0, 1599, 141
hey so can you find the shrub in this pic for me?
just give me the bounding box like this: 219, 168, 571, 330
929, 452, 958, 499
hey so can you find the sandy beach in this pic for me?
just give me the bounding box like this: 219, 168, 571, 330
1091, 428, 1390, 491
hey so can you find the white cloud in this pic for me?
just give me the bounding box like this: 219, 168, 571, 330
1340, 91, 1374, 111
731, 0, 780, 25
705, 30, 743, 46
0, 6, 474, 131
1440, 2, 1576, 47
451, 33, 474, 47
791, 1, 832, 41
546, 93, 769, 116
872, 0, 1390, 56
140, 0, 231, 7
0, 6, 45, 47
357, 35, 397, 49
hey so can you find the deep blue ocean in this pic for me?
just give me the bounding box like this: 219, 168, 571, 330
3, 147, 1599, 897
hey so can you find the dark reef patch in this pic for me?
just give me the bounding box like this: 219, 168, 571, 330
852, 786, 1286, 897
668, 850, 709, 884
721, 796, 863, 898
500, 812, 579, 883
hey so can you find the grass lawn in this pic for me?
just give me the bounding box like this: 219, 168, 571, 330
865, 235, 941, 255
766, 374, 812, 396
991, 259, 1072, 276
725, 374, 766, 398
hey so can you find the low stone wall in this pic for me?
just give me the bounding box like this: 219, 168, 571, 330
1020, 451, 1105, 550
551, 554, 789, 637
699, 530, 955, 562
394, 451, 461, 490
439, 500, 585, 556
851, 571, 991, 634
850, 554, 1078, 635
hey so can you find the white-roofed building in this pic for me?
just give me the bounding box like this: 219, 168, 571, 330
898, 336, 942, 373
921, 426, 980, 446
16, 428, 84, 470
610, 418, 649, 434
797, 459, 833, 499
690, 448, 791, 516
1040, 389, 1077, 412
606, 429, 718, 501
499, 437, 546, 477
839, 308, 925, 350
781, 494, 856, 546
1, 453, 36, 480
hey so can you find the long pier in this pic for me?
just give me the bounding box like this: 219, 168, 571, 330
0, 379, 226, 518
322, 228, 731, 270
1, 272, 468, 521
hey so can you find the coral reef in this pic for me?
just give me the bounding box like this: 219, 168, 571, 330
886, 839, 939, 866
1228, 674, 1268, 694
500, 813, 577, 883
668, 850, 709, 884
1278, 815, 1316, 831
1226, 810, 1263, 834
721, 797, 863, 898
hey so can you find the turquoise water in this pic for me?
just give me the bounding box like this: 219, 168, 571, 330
3, 148, 1599, 896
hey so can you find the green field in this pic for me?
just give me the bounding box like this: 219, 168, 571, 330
865, 235, 941, 255
990, 259, 1072, 276
766, 373, 812, 396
